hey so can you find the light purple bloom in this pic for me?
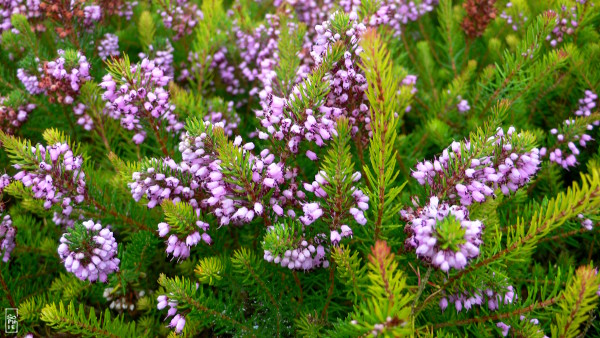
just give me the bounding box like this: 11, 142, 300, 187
58, 220, 119, 282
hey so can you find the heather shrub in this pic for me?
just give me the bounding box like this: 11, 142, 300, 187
1, 0, 599, 337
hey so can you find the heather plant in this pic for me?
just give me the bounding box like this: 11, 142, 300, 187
0, 0, 599, 337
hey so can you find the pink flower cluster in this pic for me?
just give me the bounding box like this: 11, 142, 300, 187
100, 58, 183, 144
542, 90, 598, 169
57, 219, 119, 282
547, 4, 579, 47
17, 66, 43, 95
98, 33, 119, 60
412, 127, 541, 206
129, 122, 296, 258
277, 0, 334, 36
157, 295, 186, 333
234, 14, 285, 92
73, 102, 93, 131
13, 142, 86, 217
139, 41, 175, 79
0, 96, 35, 134
401, 197, 483, 272
368, 0, 439, 36
497, 316, 547, 337
264, 233, 330, 270
158, 217, 211, 260
129, 159, 196, 209
401, 74, 418, 112
257, 93, 342, 153
230, 11, 311, 109
440, 285, 516, 313
157, 0, 202, 41
312, 12, 371, 138
43, 49, 91, 104
207, 137, 291, 226
0, 0, 42, 33
0, 214, 16, 262
83, 5, 102, 28
577, 214, 594, 231
180, 47, 241, 97
302, 170, 368, 244
0, 173, 9, 193
575, 90, 598, 117
204, 100, 240, 137
500, 2, 528, 32
457, 97, 470, 113
254, 9, 415, 151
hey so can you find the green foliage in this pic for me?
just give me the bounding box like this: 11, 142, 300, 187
261, 220, 303, 258
318, 117, 360, 228
285, 41, 345, 118
161, 200, 204, 236
274, 17, 306, 97
329, 241, 412, 337
191, 0, 229, 92
117, 231, 158, 286
331, 245, 369, 303
551, 265, 600, 338
41, 301, 139, 338
194, 256, 225, 286
49, 273, 92, 301
138, 11, 156, 49
157, 273, 254, 336
2, 0, 600, 336
359, 29, 407, 240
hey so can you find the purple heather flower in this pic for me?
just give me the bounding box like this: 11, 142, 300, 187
311, 12, 372, 140
157, 0, 203, 40
440, 285, 516, 313
180, 47, 242, 97
543, 90, 599, 170
13, 142, 86, 223
367, 0, 439, 37
274, 0, 333, 34
139, 41, 175, 79
0, 174, 10, 194
575, 90, 598, 117
129, 121, 299, 255
157, 294, 186, 333
300, 169, 368, 246
0, 215, 16, 262
457, 97, 470, 113
100, 58, 183, 144
0, 0, 43, 33
83, 5, 102, 28
0, 96, 35, 134
546, 5, 580, 48
401, 197, 483, 272
57, 220, 119, 282
203, 100, 240, 137
412, 127, 541, 206
17, 67, 44, 94
118, 1, 138, 20
158, 217, 211, 261
500, 2, 529, 32
98, 33, 119, 60
497, 322, 511, 337
263, 227, 330, 271
306, 150, 318, 161
73, 103, 93, 131
40, 50, 91, 106
577, 214, 594, 231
